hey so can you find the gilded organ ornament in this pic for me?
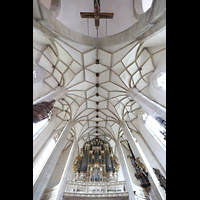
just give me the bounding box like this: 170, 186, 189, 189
73, 137, 120, 182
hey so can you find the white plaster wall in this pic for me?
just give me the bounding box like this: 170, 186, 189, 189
140, 28, 166, 107
40, 0, 51, 9
142, 28, 166, 48
33, 30, 57, 102
56, 0, 137, 38
33, 75, 52, 102
148, 46, 166, 107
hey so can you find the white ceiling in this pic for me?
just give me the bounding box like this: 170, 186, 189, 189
33, 0, 165, 150
33, 31, 160, 148
55, 0, 137, 38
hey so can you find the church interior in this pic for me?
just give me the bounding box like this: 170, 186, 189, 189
33, 0, 166, 199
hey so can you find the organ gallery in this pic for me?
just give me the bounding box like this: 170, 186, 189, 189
73, 137, 120, 182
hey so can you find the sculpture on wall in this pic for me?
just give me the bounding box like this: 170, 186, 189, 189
126, 140, 151, 193
80, 0, 114, 27
153, 168, 166, 192
73, 155, 80, 173
33, 100, 55, 123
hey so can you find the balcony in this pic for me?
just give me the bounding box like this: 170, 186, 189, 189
63, 181, 129, 199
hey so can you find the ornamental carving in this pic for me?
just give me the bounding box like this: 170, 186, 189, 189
33, 100, 55, 123
73, 137, 120, 182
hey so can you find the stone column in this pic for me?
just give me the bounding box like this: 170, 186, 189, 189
119, 120, 141, 159
33, 120, 74, 200
119, 120, 152, 199
126, 88, 166, 121
55, 138, 78, 200
116, 140, 136, 200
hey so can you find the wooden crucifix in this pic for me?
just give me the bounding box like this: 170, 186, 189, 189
80, 0, 114, 27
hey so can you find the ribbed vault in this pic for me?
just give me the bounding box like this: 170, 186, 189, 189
33, 29, 161, 150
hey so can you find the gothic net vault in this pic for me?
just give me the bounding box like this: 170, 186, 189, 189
33, 0, 166, 200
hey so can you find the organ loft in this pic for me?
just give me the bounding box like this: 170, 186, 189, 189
73, 137, 120, 182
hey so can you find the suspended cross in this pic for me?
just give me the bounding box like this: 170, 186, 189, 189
80, 0, 114, 27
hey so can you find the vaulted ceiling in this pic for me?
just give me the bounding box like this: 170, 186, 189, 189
56, 0, 138, 38
33, 0, 166, 150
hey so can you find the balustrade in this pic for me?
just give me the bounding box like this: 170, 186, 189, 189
63, 181, 129, 198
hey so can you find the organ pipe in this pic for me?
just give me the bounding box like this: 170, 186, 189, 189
73, 137, 120, 182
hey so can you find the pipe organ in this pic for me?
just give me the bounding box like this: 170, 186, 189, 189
73, 137, 120, 182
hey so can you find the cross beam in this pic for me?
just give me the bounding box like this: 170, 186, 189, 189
80, 0, 114, 27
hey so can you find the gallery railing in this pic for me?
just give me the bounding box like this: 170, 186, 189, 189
63, 181, 129, 198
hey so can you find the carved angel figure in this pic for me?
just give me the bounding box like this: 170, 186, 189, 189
135, 157, 146, 172
73, 156, 80, 172
112, 154, 120, 172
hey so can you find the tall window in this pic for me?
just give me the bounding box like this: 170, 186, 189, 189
152, 70, 166, 92
142, 113, 166, 146
142, 0, 153, 13
135, 0, 153, 14
33, 118, 48, 137
33, 138, 56, 184
157, 73, 166, 90
33, 115, 53, 184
